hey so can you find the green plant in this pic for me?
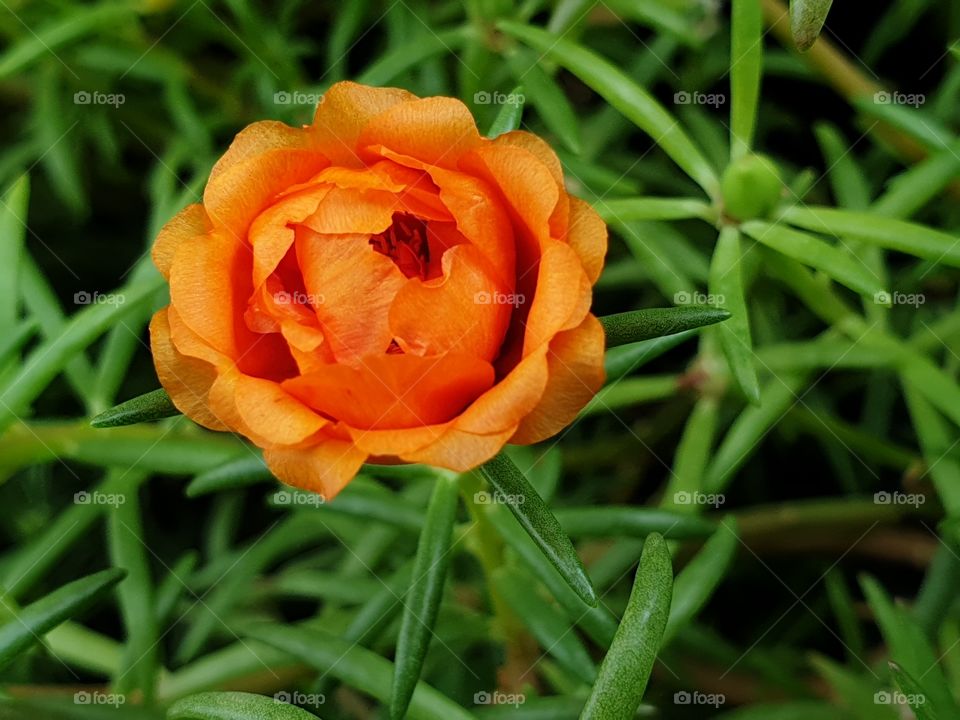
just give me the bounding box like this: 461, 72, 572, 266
0, 1, 959, 718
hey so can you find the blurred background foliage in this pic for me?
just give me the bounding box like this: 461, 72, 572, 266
1, 0, 960, 718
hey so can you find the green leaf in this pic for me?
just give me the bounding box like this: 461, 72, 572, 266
493, 567, 597, 684
581, 374, 678, 416
91, 388, 181, 428
186, 455, 272, 497
0, 271, 165, 433
730, 0, 763, 157
107, 484, 157, 700
890, 662, 939, 720
0, 4, 135, 79
780, 205, 960, 267
0, 175, 29, 340
553, 506, 717, 539
790, 0, 834, 51
860, 574, 959, 717
662, 396, 721, 510
477, 453, 598, 606
580, 533, 673, 719
363, 27, 474, 86
167, 691, 319, 720
391, 472, 460, 720
741, 220, 884, 297
506, 49, 581, 152
604, 329, 701, 381
498, 21, 720, 196
479, 499, 618, 648
599, 307, 731, 348
705, 373, 808, 492
710, 227, 760, 403
244, 624, 475, 720
902, 383, 960, 516
596, 197, 714, 223
663, 517, 738, 643
486, 85, 525, 138
0, 568, 125, 670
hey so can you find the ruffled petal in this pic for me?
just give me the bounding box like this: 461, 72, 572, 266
359, 97, 483, 169
149, 308, 227, 431
312, 82, 416, 167
283, 352, 495, 430
389, 244, 512, 361
265, 439, 368, 500
153, 204, 210, 280
511, 314, 606, 445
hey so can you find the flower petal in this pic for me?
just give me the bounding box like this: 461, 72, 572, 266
360, 97, 483, 169
265, 439, 368, 500
312, 82, 416, 167
390, 244, 512, 361
150, 308, 227, 431
566, 196, 607, 284
153, 204, 210, 280
283, 352, 495, 430
296, 228, 407, 361
511, 313, 606, 444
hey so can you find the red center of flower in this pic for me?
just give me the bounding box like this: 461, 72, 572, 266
369, 213, 431, 280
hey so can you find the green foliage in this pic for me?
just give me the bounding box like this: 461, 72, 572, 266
1, 1, 959, 719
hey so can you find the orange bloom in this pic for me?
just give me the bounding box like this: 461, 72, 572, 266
150, 82, 607, 499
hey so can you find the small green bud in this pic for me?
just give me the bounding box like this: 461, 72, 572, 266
721, 154, 783, 221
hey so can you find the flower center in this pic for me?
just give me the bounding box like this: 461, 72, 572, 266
369, 213, 431, 279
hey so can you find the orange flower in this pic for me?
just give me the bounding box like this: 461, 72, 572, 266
150, 82, 607, 499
